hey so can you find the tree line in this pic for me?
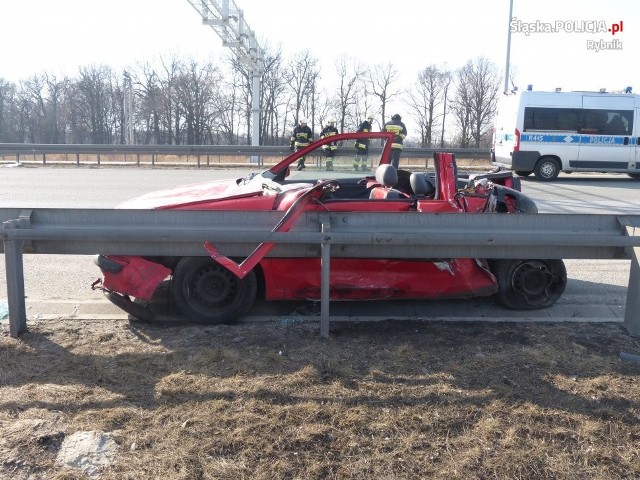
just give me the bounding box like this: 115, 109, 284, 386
0, 48, 501, 148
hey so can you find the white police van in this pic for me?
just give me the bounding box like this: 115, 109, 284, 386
492, 87, 640, 181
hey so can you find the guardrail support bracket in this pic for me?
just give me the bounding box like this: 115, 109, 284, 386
623, 225, 640, 336
3, 219, 27, 337
320, 221, 331, 338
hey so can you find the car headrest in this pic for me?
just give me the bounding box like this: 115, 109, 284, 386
375, 164, 398, 188
410, 173, 435, 196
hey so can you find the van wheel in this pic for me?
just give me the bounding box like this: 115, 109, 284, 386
492, 259, 567, 310
171, 257, 257, 324
628, 173, 640, 180
534, 157, 560, 181
514, 170, 532, 177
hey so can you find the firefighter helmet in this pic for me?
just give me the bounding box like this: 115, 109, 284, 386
299, 118, 307, 124
327, 119, 335, 124
392, 114, 401, 121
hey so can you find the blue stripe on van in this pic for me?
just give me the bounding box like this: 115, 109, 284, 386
521, 133, 628, 145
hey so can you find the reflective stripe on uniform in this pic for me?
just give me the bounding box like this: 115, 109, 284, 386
385, 125, 403, 134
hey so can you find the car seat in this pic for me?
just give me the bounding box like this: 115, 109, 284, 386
369, 164, 405, 199
409, 172, 436, 198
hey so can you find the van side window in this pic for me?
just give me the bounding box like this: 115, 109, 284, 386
581, 109, 633, 135
523, 107, 580, 132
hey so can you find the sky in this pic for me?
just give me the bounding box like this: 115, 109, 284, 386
0, 0, 638, 104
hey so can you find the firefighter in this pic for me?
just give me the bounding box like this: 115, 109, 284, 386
290, 118, 313, 170
354, 115, 374, 171
383, 113, 407, 169
320, 119, 339, 171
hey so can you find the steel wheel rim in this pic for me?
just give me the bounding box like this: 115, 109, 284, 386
187, 264, 239, 310
511, 261, 555, 306
540, 162, 556, 178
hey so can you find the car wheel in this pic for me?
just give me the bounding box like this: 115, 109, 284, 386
628, 173, 640, 180
492, 259, 567, 310
514, 170, 532, 177
533, 157, 560, 181
171, 257, 257, 324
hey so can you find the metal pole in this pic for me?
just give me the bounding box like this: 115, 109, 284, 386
251, 71, 260, 146
320, 221, 331, 338
504, 0, 514, 93
625, 251, 640, 335
250, 70, 261, 164
624, 224, 640, 335
3, 220, 27, 337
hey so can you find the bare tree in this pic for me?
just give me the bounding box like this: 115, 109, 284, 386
0, 79, 18, 142
17, 75, 46, 143
405, 65, 449, 147
367, 63, 400, 126
134, 63, 164, 144
74, 65, 116, 144
157, 55, 185, 145
225, 54, 251, 145
332, 55, 364, 132
286, 50, 319, 127
1, 51, 505, 148
439, 69, 452, 147
451, 57, 501, 148
255, 48, 288, 145
43, 74, 68, 143
353, 74, 378, 131
174, 59, 221, 145
216, 64, 244, 145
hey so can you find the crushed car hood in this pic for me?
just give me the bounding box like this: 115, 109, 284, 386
117, 178, 262, 209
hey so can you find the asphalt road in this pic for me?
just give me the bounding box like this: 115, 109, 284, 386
0, 165, 637, 324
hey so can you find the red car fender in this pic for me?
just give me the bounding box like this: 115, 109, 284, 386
102, 256, 171, 302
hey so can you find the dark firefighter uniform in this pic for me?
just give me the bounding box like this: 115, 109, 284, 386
320, 120, 339, 171
383, 114, 407, 169
354, 116, 373, 171
290, 119, 313, 170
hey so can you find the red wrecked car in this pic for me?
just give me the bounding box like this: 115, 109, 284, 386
94, 131, 567, 324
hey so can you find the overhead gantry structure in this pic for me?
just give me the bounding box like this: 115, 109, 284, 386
185, 0, 264, 146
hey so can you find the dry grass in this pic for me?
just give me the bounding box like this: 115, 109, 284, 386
2, 318, 639, 479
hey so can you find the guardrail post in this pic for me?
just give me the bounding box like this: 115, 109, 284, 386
2, 219, 27, 337
320, 220, 331, 338
624, 225, 640, 336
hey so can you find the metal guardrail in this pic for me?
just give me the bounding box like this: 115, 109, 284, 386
2, 208, 640, 339
0, 143, 491, 165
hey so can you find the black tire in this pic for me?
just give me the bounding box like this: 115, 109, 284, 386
492, 259, 567, 310
105, 291, 156, 323
533, 157, 560, 181
514, 170, 532, 177
171, 257, 257, 324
